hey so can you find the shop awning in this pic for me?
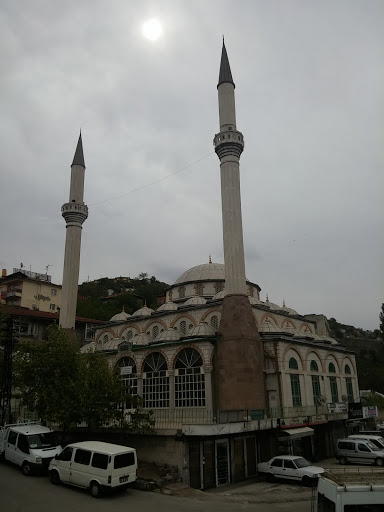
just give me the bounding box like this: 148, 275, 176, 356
279, 427, 314, 440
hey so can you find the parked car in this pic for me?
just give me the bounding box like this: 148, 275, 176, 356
348, 434, 384, 450
48, 441, 137, 497
336, 438, 384, 466
257, 455, 324, 485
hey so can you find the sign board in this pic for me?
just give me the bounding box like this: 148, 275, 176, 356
327, 402, 347, 414
363, 406, 378, 418
348, 402, 364, 420
120, 366, 133, 376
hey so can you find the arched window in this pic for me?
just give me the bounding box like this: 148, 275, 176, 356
189, 324, 193, 331
345, 364, 351, 374
152, 325, 159, 339
117, 357, 137, 409
143, 353, 169, 408
103, 335, 109, 344
126, 330, 133, 341
175, 348, 205, 407
210, 315, 219, 330
328, 362, 336, 373
214, 282, 224, 294
178, 286, 185, 299
180, 321, 186, 335
195, 283, 204, 295
289, 357, 299, 370
248, 287, 254, 297
310, 360, 319, 372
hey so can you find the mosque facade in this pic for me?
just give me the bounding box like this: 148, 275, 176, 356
73, 43, 359, 488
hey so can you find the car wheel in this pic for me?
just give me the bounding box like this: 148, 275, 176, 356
90, 481, 102, 498
339, 457, 347, 465
21, 462, 32, 476
266, 473, 275, 482
50, 470, 60, 485
375, 458, 384, 467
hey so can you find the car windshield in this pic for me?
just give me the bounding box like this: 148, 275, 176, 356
294, 457, 311, 468
27, 432, 58, 449
366, 441, 380, 451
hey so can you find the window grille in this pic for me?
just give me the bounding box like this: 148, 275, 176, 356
345, 377, 354, 403
329, 376, 339, 402
210, 315, 219, 330
143, 353, 169, 408
178, 286, 185, 299
214, 282, 224, 294
152, 325, 159, 338
312, 375, 321, 405
126, 330, 133, 341
117, 357, 137, 409
180, 321, 186, 335
175, 348, 205, 407
290, 374, 302, 406
195, 283, 204, 295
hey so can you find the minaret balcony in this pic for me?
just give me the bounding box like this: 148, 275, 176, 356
213, 129, 244, 160
61, 202, 88, 226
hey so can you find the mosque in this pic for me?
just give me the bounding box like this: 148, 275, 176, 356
62, 42, 359, 488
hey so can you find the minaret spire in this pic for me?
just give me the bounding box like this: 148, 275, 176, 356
218, 39, 235, 88
59, 134, 89, 330
72, 132, 85, 168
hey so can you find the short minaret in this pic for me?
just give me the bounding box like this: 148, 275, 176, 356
213, 40, 247, 295
59, 134, 88, 330
213, 42, 266, 412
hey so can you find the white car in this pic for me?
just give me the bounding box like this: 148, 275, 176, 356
257, 455, 324, 485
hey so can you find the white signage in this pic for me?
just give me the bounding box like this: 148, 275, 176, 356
120, 366, 133, 376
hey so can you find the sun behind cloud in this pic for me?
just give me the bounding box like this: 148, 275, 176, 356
142, 19, 163, 41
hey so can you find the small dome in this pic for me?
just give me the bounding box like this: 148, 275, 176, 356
132, 302, 154, 317
188, 320, 216, 338
133, 331, 151, 345
184, 295, 207, 306
280, 300, 299, 316
102, 338, 122, 351
264, 296, 281, 311
110, 308, 131, 322
80, 341, 97, 354
211, 290, 227, 300
157, 327, 180, 342
157, 301, 179, 312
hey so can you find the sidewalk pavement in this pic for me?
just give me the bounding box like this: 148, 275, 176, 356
161, 458, 341, 504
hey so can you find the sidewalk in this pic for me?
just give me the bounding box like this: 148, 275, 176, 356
161, 458, 340, 504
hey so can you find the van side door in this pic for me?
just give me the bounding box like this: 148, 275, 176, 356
55, 446, 73, 483
5, 431, 18, 463
15, 434, 30, 467
71, 449, 92, 488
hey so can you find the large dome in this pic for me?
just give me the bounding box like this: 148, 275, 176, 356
174, 262, 225, 285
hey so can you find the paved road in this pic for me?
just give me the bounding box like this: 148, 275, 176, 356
0, 462, 312, 512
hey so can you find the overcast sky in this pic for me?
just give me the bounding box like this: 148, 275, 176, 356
1, 0, 383, 330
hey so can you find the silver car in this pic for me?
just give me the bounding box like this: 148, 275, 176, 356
257, 455, 324, 485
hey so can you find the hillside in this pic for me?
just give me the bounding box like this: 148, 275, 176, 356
76, 273, 169, 321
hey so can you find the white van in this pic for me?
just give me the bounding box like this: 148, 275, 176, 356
48, 441, 137, 497
348, 434, 384, 450
0, 421, 62, 475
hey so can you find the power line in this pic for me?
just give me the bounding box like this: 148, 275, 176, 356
89, 151, 215, 207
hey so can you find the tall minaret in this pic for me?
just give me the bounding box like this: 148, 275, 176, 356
213, 42, 266, 412
59, 134, 88, 330
213, 40, 247, 296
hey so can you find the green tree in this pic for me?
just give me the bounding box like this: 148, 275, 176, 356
14, 325, 154, 432
380, 303, 384, 341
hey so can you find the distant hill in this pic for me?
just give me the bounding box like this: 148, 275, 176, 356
76, 273, 169, 322
328, 317, 384, 393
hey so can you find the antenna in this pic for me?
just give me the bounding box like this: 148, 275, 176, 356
45, 264, 53, 274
